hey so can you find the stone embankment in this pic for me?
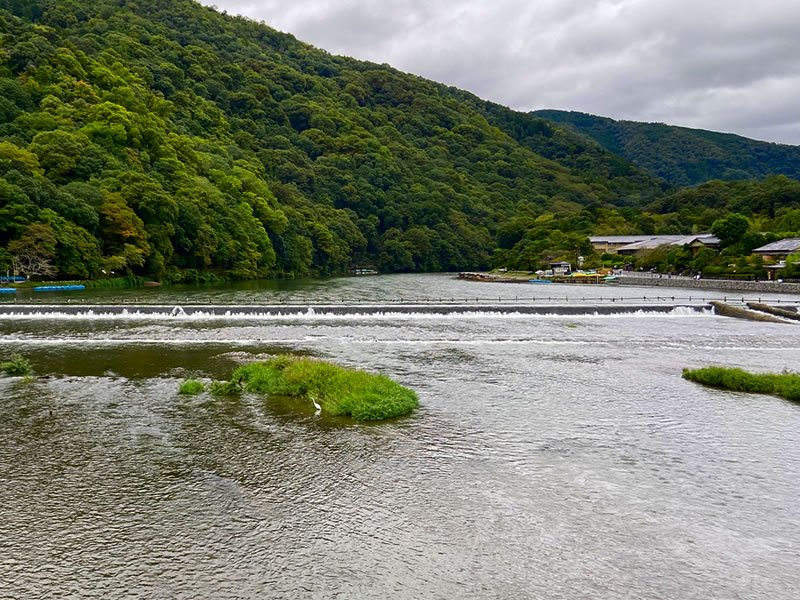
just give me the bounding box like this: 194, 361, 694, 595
616, 276, 800, 295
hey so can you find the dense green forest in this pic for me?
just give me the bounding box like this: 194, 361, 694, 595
534, 110, 800, 187
0, 0, 799, 283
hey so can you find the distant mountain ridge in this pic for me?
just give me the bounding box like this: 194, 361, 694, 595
533, 110, 800, 187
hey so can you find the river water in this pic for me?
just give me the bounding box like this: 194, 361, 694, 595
1, 274, 799, 599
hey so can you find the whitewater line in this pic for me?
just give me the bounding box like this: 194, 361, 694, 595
0, 306, 714, 321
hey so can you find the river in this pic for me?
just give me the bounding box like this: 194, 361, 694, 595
1, 274, 799, 599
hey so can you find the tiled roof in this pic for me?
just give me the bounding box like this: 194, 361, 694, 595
590, 234, 718, 246
589, 235, 657, 244
753, 238, 800, 253
612, 234, 720, 252
672, 234, 720, 246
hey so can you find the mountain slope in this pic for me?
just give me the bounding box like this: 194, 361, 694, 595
2, 0, 798, 283
534, 109, 800, 187
0, 0, 671, 281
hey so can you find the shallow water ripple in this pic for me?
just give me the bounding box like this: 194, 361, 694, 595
2, 275, 800, 599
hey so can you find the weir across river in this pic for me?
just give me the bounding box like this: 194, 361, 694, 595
0, 302, 715, 318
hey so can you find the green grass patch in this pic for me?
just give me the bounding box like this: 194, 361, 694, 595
8, 276, 143, 289
683, 366, 800, 402
179, 379, 206, 395
209, 379, 242, 397
1, 353, 34, 377
83, 276, 144, 289
232, 356, 418, 421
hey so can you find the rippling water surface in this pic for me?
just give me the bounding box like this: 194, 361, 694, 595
1, 274, 799, 599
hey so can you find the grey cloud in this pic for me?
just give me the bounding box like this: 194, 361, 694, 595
206, 0, 800, 144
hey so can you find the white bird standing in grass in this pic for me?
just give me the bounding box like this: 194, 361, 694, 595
309, 394, 321, 415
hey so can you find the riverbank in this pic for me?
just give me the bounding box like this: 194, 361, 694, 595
458, 272, 534, 284
5, 276, 146, 289
458, 271, 800, 294
615, 275, 800, 294
458, 271, 603, 284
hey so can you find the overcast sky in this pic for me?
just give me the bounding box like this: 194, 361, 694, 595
205, 0, 800, 145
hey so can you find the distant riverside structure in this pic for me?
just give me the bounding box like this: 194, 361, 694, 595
589, 234, 720, 255
752, 238, 800, 261
349, 267, 379, 276
549, 261, 572, 275
752, 238, 800, 280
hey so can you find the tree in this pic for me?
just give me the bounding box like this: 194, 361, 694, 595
691, 247, 717, 272
8, 223, 57, 280
0, 248, 12, 274
28, 131, 87, 182
711, 213, 750, 248
0, 177, 38, 241
99, 192, 151, 265
0, 141, 42, 176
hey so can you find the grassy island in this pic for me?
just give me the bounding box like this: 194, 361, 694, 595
231, 357, 418, 421
683, 367, 800, 402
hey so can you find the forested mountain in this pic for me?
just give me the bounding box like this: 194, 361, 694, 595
533, 110, 800, 187
0, 0, 799, 283
0, 0, 669, 282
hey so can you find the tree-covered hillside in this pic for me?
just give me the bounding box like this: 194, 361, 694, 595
534, 110, 800, 187
1, 0, 799, 283
0, 0, 671, 282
